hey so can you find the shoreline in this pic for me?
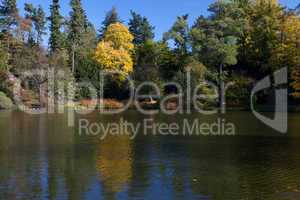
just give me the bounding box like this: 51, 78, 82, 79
1, 104, 299, 113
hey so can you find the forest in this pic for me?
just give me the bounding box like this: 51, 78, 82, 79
0, 0, 300, 110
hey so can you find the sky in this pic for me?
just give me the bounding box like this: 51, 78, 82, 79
16, 0, 299, 46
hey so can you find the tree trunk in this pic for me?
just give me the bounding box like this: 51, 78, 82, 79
71, 45, 75, 73
219, 64, 225, 113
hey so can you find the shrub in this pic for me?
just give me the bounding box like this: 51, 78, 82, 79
0, 91, 13, 109
226, 75, 254, 107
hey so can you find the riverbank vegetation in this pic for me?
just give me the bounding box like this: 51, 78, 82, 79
0, 0, 300, 110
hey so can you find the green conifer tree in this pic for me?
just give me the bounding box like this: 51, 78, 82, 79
49, 0, 62, 53
128, 11, 154, 45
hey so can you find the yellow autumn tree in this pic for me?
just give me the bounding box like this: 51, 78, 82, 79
269, 14, 300, 68
291, 67, 300, 98
281, 14, 300, 98
94, 23, 134, 75
255, 0, 278, 6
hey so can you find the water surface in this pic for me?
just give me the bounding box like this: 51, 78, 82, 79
0, 110, 300, 200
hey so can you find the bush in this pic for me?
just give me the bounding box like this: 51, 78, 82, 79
0, 91, 13, 109
226, 75, 254, 107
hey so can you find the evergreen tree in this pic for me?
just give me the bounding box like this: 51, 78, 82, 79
163, 14, 191, 78
99, 7, 121, 38
24, 3, 35, 19
163, 14, 190, 55
77, 22, 97, 55
24, 4, 46, 45
128, 11, 154, 45
190, 0, 245, 112
49, 0, 62, 53
0, 0, 18, 32
133, 40, 167, 88
68, 0, 87, 46
68, 0, 88, 73
24, 3, 35, 43
35, 6, 46, 45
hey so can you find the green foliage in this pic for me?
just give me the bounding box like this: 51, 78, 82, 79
48, 49, 75, 100
173, 58, 217, 108
10, 45, 47, 73
34, 5, 46, 44
24, 4, 46, 44
191, 1, 245, 69
0, 42, 8, 94
241, 0, 284, 76
24, 3, 35, 19
128, 11, 155, 45
226, 75, 254, 107
291, 67, 300, 98
0, 0, 299, 105
0, 0, 18, 31
189, 0, 248, 108
76, 53, 100, 89
73, 23, 97, 80
173, 57, 207, 90
80, 23, 97, 51
68, 0, 87, 46
0, 41, 8, 71
156, 42, 178, 80
99, 7, 121, 38
0, 91, 12, 109
49, 0, 62, 52
133, 40, 165, 91
164, 14, 190, 55
163, 15, 195, 80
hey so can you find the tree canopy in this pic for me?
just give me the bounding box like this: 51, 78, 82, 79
94, 23, 134, 75
49, 0, 62, 52
99, 7, 121, 38
129, 11, 154, 45
0, 0, 300, 106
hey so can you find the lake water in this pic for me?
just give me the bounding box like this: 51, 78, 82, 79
0, 110, 300, 200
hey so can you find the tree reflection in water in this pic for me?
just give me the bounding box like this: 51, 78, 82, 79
97, 135, 133, 197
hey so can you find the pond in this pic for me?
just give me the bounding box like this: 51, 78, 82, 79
0, 110, 300, 200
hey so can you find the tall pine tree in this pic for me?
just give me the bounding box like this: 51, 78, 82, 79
99, 7, 121, 38
163, 14, 190, 55
49, 0, 62, 53
0, 0, 18, 32
24, 4, 46, 45
68, 0, 87, 46
128, 11, 154, 45
35, 6, 46, 45
68, 0, 88, 73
